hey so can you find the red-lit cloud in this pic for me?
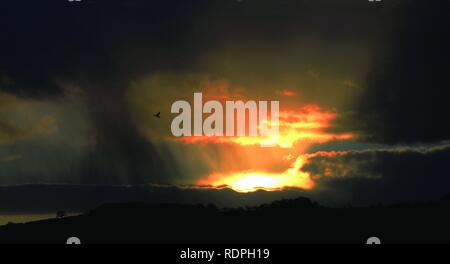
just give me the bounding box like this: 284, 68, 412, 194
175, 103, 353, 192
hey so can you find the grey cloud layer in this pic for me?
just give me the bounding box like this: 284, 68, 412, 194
304, 144, 450, 206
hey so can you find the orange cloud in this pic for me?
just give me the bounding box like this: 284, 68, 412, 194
177, 104, 353, 149
187, 105, 353, 193
127, 74, 355, 193
276, 89, 297, 97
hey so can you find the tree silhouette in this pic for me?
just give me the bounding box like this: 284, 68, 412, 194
56, 211, 67, 219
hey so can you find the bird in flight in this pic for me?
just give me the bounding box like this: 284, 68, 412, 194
154, 112, 161, 118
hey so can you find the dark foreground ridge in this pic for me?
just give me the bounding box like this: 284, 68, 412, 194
1, 196, 450, 244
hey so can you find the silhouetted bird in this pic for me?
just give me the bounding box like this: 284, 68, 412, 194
154, 112, 161, 118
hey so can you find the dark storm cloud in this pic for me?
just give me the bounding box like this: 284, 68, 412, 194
0, 0, 391, 105
303, 144, 450, 206
0, 0, 390, 186
0, 0, 209, 184
0, 0, 388, 94
353, 0, 450, 144
1, 0, 447, 193
0, 0, 213, 98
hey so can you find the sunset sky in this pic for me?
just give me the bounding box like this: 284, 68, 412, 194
0, 0, 449, 210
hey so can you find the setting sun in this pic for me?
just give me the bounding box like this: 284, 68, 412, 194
198, 155, 315, 193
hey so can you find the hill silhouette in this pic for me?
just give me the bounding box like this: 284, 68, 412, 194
1, 196, 450, 243
0, 184, 312, 214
